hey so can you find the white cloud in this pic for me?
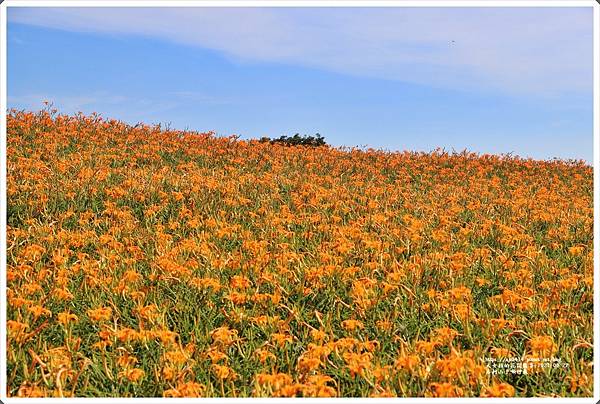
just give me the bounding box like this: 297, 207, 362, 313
7, 90, 228, 120
8, 92, 132, 114
8, 7, 593, 97
8, 93, 101, 111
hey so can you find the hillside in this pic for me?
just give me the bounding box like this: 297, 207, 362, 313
6, 110, 593, 397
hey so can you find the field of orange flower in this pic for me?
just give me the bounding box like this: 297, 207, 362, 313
5, 109, 593, 397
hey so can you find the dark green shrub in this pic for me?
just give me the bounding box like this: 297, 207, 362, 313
259, 133, 327, 147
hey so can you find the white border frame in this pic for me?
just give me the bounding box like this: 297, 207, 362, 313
0, 1, 598, 402
0, 0, 597, 6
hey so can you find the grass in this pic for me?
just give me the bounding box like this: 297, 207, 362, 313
5, 109, 593, 397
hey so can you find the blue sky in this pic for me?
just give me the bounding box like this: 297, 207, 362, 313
7, 7, 594, 162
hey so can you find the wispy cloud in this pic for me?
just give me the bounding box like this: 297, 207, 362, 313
7, 90, 229, 123
7, 92, 128, 112
9, 34, 25, 44
8, 7, 593, 97
8, 93, 102, 111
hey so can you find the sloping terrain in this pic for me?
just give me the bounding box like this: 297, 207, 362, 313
6, 110, 593, 397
